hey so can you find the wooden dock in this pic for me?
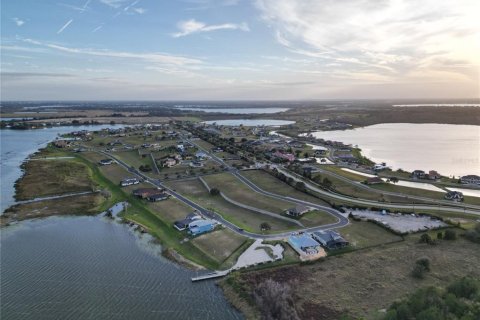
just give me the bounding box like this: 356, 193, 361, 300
191, 270, 230, 282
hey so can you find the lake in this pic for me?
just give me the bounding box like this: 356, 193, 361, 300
0, 126, 242, 319
307, 123, 480, 177
1, 217, 241, 320
204, 119, 294, 126
1, 125, 123, 212
175, 106, 289, 114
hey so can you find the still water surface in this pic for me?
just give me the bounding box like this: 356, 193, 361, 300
1, 217, 241, 319
308, 123, 480, 177
0, 126, 242, 320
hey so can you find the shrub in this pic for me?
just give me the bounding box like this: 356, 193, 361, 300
444, 229, 457, 240
419, 233, 433, 244
411, 257, 431, 279
210, 188, 220, 196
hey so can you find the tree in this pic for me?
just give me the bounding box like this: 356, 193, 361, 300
260, 222, 271, 231
210, 188, 220, 196
295, 181, 306, 192
322, 177, 333, 189
437, 232, 443, 240
419, 233, 433, 244
390, 177, 399, 184
444, 229, 457, 240
411, 257, 431, 279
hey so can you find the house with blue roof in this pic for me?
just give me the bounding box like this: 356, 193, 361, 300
288, 233, 325, 261
188, 219, 215, 236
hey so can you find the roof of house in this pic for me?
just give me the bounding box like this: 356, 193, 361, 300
148, 193, 169, 199
312, 230, 347, 244
288, 204, 310, 214
189, 219, 214, 229
461, 175, 480, 180
289, 234, 319, 249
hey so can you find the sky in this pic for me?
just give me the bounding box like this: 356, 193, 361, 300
1, 0, 479, 100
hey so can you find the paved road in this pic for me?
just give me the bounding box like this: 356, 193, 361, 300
314, 166, 480, 210
183, 136, 480, 217
99, 150, 349, 240
275, 167, 480, 216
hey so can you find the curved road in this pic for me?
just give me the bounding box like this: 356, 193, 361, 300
314, 166, 480, 210
99, 150, 349, 240
275, 167, 480, 216
184, 136, 480, 217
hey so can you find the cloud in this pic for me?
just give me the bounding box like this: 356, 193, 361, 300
99, 0, 128, 8
255, 0, 480, 81
13, 18, 25, 27
172, 19, 249, 37
59, 0, 91, 12
22, 38, 203, 66
1, 72, 75, 81
132, 7, 146, 14
57, 19, 74, 34
92, 25, 104, 33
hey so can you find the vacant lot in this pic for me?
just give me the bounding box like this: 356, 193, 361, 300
148, 198, 193, 223
203, 173, 294, 214
339, 220, 403, 248
113, 150, 154, 169
191, 228, 248, 268
166, 179, 299, 233
16, 159, 95, 200
224, 232, 480, 319
2, 193, 105, 225
240, 170, 337, 227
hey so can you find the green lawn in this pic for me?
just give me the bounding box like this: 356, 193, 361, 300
203, 173, 295, 214
148, 198, 193, 223
191, 228, 249, 269
240, 170, 338, 227
321, 166, 367, 182
339, 221, 403, 248
166, 178, 300, 233
113, 150, 154, 169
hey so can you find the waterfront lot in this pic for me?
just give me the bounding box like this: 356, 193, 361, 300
191, 228, 248, 268
338, 220, 403, 248
224, 229, 480, 319
166, 179, 299, 233
2, 193, 105, 225
203, 173, 294, 214
148, 198, 193, 223
15, 158, 95, 200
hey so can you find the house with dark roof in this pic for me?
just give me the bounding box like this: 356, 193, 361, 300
147, 193, 170, 202
132, 188, 163, 199
285, 204, 311, 217
312, 230, 349, 250
461, 175, 480, 185
412, 170, 426, 179
173, 213, 202, 231
444, 191, 464, 201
